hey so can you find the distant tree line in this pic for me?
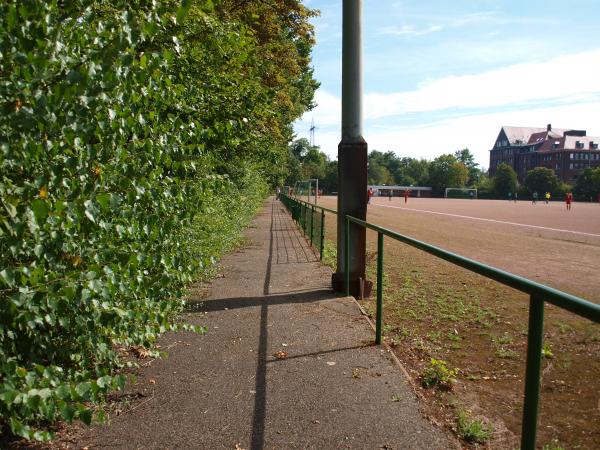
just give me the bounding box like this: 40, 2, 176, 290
491, 164, 600, 201
286, 141, 485, 196
287, 139, 600, 201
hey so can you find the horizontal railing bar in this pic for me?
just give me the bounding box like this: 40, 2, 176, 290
283, 194, 338, 215
345, 215, 600, 323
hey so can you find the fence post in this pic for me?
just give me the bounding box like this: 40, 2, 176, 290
521, 294, 545, 450
345, 217, 350, 296
376, 232, 384, 344
310, 205, 314, 246
319, 209, 325, 261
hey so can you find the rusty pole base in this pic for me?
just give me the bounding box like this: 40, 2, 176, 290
331, 272, 373, 299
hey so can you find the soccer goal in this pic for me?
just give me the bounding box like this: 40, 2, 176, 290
294, 179, 319, 204
445, 188, 477, 199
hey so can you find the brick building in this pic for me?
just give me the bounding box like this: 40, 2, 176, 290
488, 124, 600, 183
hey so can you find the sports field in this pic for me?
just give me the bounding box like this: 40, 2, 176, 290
317, 196, 600, 449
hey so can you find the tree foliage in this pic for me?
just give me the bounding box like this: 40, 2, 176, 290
492, 163, 518, 196
428, 154, 469, 195
0, 0, 317, 439
524, 167, 561, 194
454, 148, 482, 185
573, 167, 600, 201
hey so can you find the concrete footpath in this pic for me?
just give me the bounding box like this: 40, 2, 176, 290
76, 198, 453, 449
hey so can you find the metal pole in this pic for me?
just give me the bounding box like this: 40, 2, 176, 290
315, 179, 319, 205
375, 232, 384, 344
341, 0, 362, 141
333, 0, 369, 297
521, 294, 545, 450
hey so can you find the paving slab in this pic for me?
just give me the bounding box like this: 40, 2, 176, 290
76, 198, 454, 449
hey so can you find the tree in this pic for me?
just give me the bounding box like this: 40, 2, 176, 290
524, 167, 561, 194
321, 160, 338, 193
368, 160, 394, 185
290, 138, 311, 160
573, 167, 600, 201
428, 154, 469, 195
454, 148, 482, 186
399, 158, 430, 186
492, 163, 518, 196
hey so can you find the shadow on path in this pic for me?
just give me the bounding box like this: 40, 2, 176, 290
251, 201, 330, 450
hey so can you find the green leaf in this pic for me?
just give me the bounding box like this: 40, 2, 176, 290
0, 390, 19, 405
31, 199, 49, 221
79, 407, 93, 426
96, 193, 110, 210
75, 382, 91, 400
60, 404, 76, 422
0, 268, 16, 287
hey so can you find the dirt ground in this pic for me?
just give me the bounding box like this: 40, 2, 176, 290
318, 196, 600, 449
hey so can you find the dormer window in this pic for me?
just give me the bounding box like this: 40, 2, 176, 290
591, 141, 598, 150
576, 141, 584, 149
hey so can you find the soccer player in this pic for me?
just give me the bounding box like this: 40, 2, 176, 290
532, 191, 538, 204
566, 192, 573, 211
388, 190, 393, 201
367, 187, 373, 205
545, 192, 550, 204
404, 189, 409, 204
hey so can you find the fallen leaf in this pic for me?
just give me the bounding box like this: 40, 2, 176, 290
149, 379, 156, 385
132, 346, 150, 359
273, 351, 288, 360
235, 444, 245, 450
326, 361, 336, 366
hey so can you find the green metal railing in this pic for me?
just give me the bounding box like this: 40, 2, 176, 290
280, 194, 336, 259
343, 215, 600, 450
280, 193, 600, 450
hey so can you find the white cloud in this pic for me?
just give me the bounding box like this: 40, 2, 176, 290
300, 89, 340, 127
364, 48, 600, 119
296, 48, 600, 167
379, 24, 443, 37
302, 49, 600, 129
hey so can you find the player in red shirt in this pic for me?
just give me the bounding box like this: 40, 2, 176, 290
565, 192, 573, 211
404, 189, 410, 204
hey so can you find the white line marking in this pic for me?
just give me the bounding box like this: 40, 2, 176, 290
372, 203, 600, 238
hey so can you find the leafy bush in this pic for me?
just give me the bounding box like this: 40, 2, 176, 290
420, 358, 458, 388
0, 0, 315, 440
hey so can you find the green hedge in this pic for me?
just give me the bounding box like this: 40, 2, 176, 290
0, 0, 311, 440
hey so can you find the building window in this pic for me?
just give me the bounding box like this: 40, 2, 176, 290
570, 153, 574, 159
570, 163, 573, 169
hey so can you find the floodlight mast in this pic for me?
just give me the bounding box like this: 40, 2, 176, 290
332, 0, 371, 297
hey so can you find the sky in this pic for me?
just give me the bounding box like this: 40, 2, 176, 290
295, 0, 600, 168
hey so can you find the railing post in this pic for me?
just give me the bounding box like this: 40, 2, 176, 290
310, 205, 314, 246
521, 294, 545, 450
345, 216, 350, 296
319, 209, 325, 261
376, 232, 384, 344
